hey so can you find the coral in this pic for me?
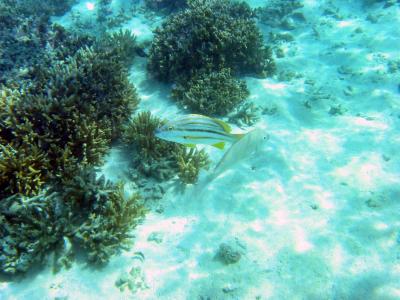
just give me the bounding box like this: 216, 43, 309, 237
228, 101, 261, 128
0, 143, 50, 198
0, 8, 144, 274
0, 0, 80, 85
175, 147, 210, 184
59, 167, 146, 265
171, 68, 249, 115
123, 111, 178, 161
255, 0, 304, 29
0, 192, 74, 274
147, 0, 276, 83
41, 46, 139, 139
73, 182, 146, 265
99, 29, 138, 66
144, 0, 188, 13
0, 167, 147, 275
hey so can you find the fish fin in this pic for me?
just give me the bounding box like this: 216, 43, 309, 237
232, 133, 245, 140
212, 142, 225, 150
212, 118, 232, 133
184, 144, 197, 148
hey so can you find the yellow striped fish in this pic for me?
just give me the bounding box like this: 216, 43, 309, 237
155, 114, 244, 149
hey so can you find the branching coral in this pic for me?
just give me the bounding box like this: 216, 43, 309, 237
144, 0, 188, 13
148, 0, 276, 82
0, 4, 144, 275
123, 111, 176, 161
175, 147, 210, 184
75, 184, 146, 265
171, 68, 249, 115
0, 143, 50, 198
0, 167, 147, 274
62, 168, 146, 265
255, 0, 304, 29
0, 192, 74, 274
99, 29, 138, 66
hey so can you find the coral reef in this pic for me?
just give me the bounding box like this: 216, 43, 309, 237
0, 143, 50, 198
0, 192, 74, 274
255, 0, 305, 30
99, 29, 138, 66
68, 172, 146, 265
0, 167, 146, 274
0, 0, 80, 85
0, 3, 143, 274
171, 68, 249, 116
148, 0, 276, 83
144, 0, 188, 13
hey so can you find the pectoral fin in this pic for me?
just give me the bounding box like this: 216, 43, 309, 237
184, 144, 197, 148
212, 142, 225, 150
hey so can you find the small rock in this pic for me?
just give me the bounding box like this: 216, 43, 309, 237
147, 232, 163, 244
216, 241, 245, 265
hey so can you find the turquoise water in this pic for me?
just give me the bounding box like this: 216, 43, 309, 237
1, 1, 399, 299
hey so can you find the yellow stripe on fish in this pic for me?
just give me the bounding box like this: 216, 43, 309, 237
155, 114, 244, 149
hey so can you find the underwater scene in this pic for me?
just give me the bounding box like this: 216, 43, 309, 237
0, 0, 399, 299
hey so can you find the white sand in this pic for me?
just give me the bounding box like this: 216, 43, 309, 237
1, 0, 400, 299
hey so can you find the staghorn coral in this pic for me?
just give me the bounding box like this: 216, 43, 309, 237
41, 46, 139, 139
0, 0, 79, 85
0, 41, 139, 183
0, 143, 50, 198
255, 0, 304, 29
144, 0, 188, 13
123, 111, 177, 161
171, 68, 249, 115
59, 167, 146, 266
0, 10, 144, 275
0, 191, 74, 274
99, 29, 138, 66
228, 101, 261, 128
147, 0, 276, 83
69, 171, 146, 265
0, 167, 147, 274
175, 147, 210, 184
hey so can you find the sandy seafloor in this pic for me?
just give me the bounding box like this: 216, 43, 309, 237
1, 0, 400, 299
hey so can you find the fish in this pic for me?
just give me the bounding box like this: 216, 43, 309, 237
211, 127, 269, 179
155, 114, 245, 149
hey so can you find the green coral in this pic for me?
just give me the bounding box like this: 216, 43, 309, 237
255, 0, 304, 29
148, 0, 276, 83
0, 143, 50, 198
123, 111, 176, 161
99, 29, 138, 66
75, 184, 146, 264
144, 0, 188, 13
171, 68, 249, 115
0, 167, 146, 274
63, 169, 145, 265
0, 192, 74, 274
0, 22, 144, 275
175, 147, 210, 184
